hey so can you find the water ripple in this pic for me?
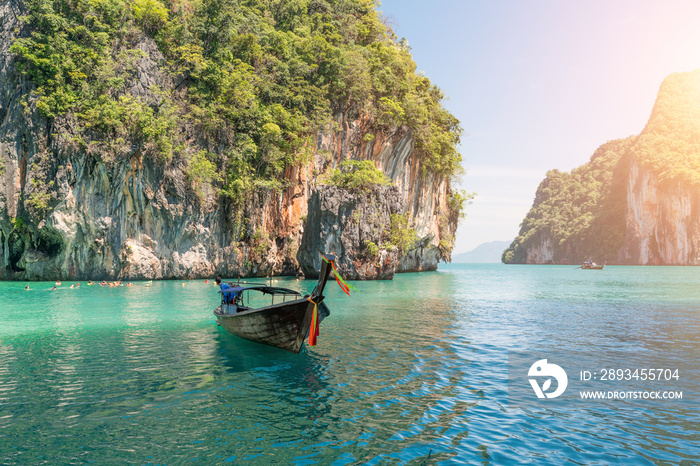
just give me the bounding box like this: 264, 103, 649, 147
0, 268, 698, 464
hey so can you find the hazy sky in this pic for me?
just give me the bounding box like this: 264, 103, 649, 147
378, 0, 700, 253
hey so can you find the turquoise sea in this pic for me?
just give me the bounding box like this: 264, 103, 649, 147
1, 264, 699, 464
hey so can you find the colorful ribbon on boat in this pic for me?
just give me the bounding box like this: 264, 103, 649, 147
308, 297, 320, 346
321, 254, 357, 296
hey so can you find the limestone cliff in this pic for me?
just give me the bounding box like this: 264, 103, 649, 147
616, 70, 700, 264
303, 113, 457, 279
504, 69, 700, 265
298, 185, 403, 280
0, 1, 460, 280
618, 158, 700, 264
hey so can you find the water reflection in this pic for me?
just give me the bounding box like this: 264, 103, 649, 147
0, 344, 18, 428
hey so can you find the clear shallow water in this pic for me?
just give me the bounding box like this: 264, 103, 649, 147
0, 265, 699, 464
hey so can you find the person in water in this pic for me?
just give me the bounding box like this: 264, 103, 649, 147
25, 285, 29, 290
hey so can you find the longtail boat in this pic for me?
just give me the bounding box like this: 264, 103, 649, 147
214, 254, 337, 353
580, 261, 605, 270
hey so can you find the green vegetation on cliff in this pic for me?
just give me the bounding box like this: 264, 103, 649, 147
322, 159, 392, 192
502, 137, 634, 264
11, 0, 462, 207
632, 70, 700, 188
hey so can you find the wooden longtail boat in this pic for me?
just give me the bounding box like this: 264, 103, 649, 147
580, 261, 605, 270
214, 254, 335, 353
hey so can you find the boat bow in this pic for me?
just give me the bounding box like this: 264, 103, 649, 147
310, 253, 335, 301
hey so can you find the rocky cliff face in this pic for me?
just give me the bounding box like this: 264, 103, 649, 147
525, 234, 554, 264
504, 69, 700, 265
0, 3, 457, 280
298, 185, 403, 280
308, 113, 456, 278
618, 159, 700, 264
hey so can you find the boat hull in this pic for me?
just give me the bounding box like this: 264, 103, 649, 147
215, 298, 330, 353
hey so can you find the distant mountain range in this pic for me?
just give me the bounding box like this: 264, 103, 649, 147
452, 241, 511, 263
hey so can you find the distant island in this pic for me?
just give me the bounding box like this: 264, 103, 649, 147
453, 241, 510, 263
503, 69, 700, 265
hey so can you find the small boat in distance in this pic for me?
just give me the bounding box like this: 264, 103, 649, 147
580, 260, 605, 270
214, 254, 336, 353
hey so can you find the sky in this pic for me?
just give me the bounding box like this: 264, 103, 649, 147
378, 0, 700, 253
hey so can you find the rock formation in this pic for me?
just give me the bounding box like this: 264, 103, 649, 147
618, 158, 700, 264
503, 69, 700, 265
0, 1, 460, 280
